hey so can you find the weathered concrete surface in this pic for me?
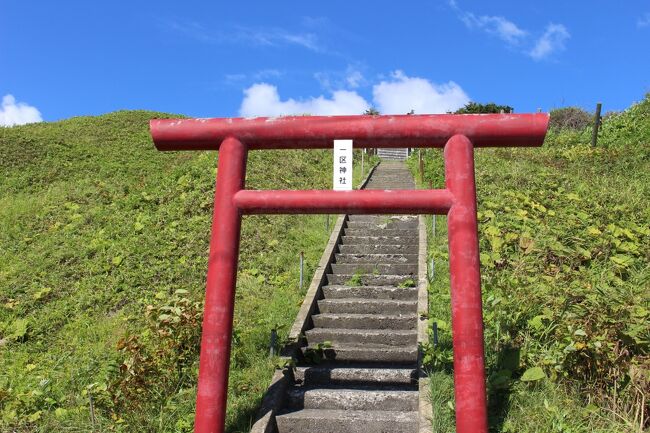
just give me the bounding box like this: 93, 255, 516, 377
305, 328, 417, 346
275, 409, 418, 433
335, 253, 418, 264
312, 313, 416, 330
317, 298, 417, 314
287, 387, 418, 411
339, 243, 418, 254
322, 285, 417, 300
325, 273, 415, 286
294, 366, 417, 386
330, 262, 418, 274
303, 345, 417, 363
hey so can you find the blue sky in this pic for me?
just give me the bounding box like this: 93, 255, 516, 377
1, 0, 649, 125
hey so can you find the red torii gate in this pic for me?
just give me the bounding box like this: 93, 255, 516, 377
150, 113, 549, 433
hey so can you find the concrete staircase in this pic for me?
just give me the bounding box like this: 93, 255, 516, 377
377, 148, 409, 160
272, 161, 424, 433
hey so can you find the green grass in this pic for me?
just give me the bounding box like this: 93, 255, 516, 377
0, 111, 373, 432
411, 95, 650, 432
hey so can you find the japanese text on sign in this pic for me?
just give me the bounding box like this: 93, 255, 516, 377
333, 139, 353, 191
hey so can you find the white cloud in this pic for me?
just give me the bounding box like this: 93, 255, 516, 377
0, 95, 43, 127
163, 19, 323, 52
239, 83, 370, 117
529, 24, 570, 60
314, 65, 366, 91
372, 71, 470, 114
449, 1, 570, 60
244, 28, 319, 51
449, 1, 526, 45
239, 71, 471, 117
461, 13, 527, 44
346, 69, 364, 89
638, 12, 650, 28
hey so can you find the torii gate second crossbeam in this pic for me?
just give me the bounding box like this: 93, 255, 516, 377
149, 113, 549, 433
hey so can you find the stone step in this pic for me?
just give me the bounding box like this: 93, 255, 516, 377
306, 328, 417, 346
366, 177, 413, 180
346, 220, 418, 230
338, 244, 418, 255
335, 253, 418, 264
286, 386, 419, 411
365, 187, 416, 191
330, 263, 417, 275
347, 215, 417, 223
344, 228, 416, 238
322, 285, 417, 300
275, 409, 418, 433
303, 344, 418, 363
312, 313, 416, 330
327, 273, 416, 286
341, 236, 419, 245
318, 298, 417, 315
365, 181, 414, 185
295, 366, 417, 386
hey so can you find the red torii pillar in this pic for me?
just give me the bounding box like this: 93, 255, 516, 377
150, 113, 549, 433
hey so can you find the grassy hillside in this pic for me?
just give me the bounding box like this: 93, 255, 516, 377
411, 95, 649, 432
0, 111, 373, 432
1, 100, 646, 432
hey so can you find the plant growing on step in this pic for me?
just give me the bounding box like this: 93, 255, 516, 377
398, 278, 416, 288
346, 270, 364, 286
303, 341, 332, 364
275, 358, 298, 383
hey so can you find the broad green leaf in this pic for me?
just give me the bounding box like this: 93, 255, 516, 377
27, 411, 42, 422
586, 226, 602, 236
610, 254, 634, 267
521, 366, 546, 382
484, 225, 500, 236
11, 318, 28, 340
528, 315, 545, 330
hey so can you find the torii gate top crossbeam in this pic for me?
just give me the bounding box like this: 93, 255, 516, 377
150, 113, 549, 151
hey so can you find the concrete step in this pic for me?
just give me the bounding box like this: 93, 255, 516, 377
312, 313, 416, 330
335, 253, 418, 264
338, 243, 419, 255
322, 285, 417, 300
317, 298, 417, 315
346, 221, 418, 230
365, 183, 415, 186
364, 187, 415, 190
275, 409, 418, 433
344, 228, 416, 237
365, 182, 415, 186
304, 344, 418, 363
341, 236, 418, 245
327, 273, 416, 286
330, 263, 417, 275
347, 215, 417, 223
286, 386, 419, 411
295, 366, 417, 386
306, 328, 417, 346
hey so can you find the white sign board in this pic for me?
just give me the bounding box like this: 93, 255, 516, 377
333, 139, 353, 191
